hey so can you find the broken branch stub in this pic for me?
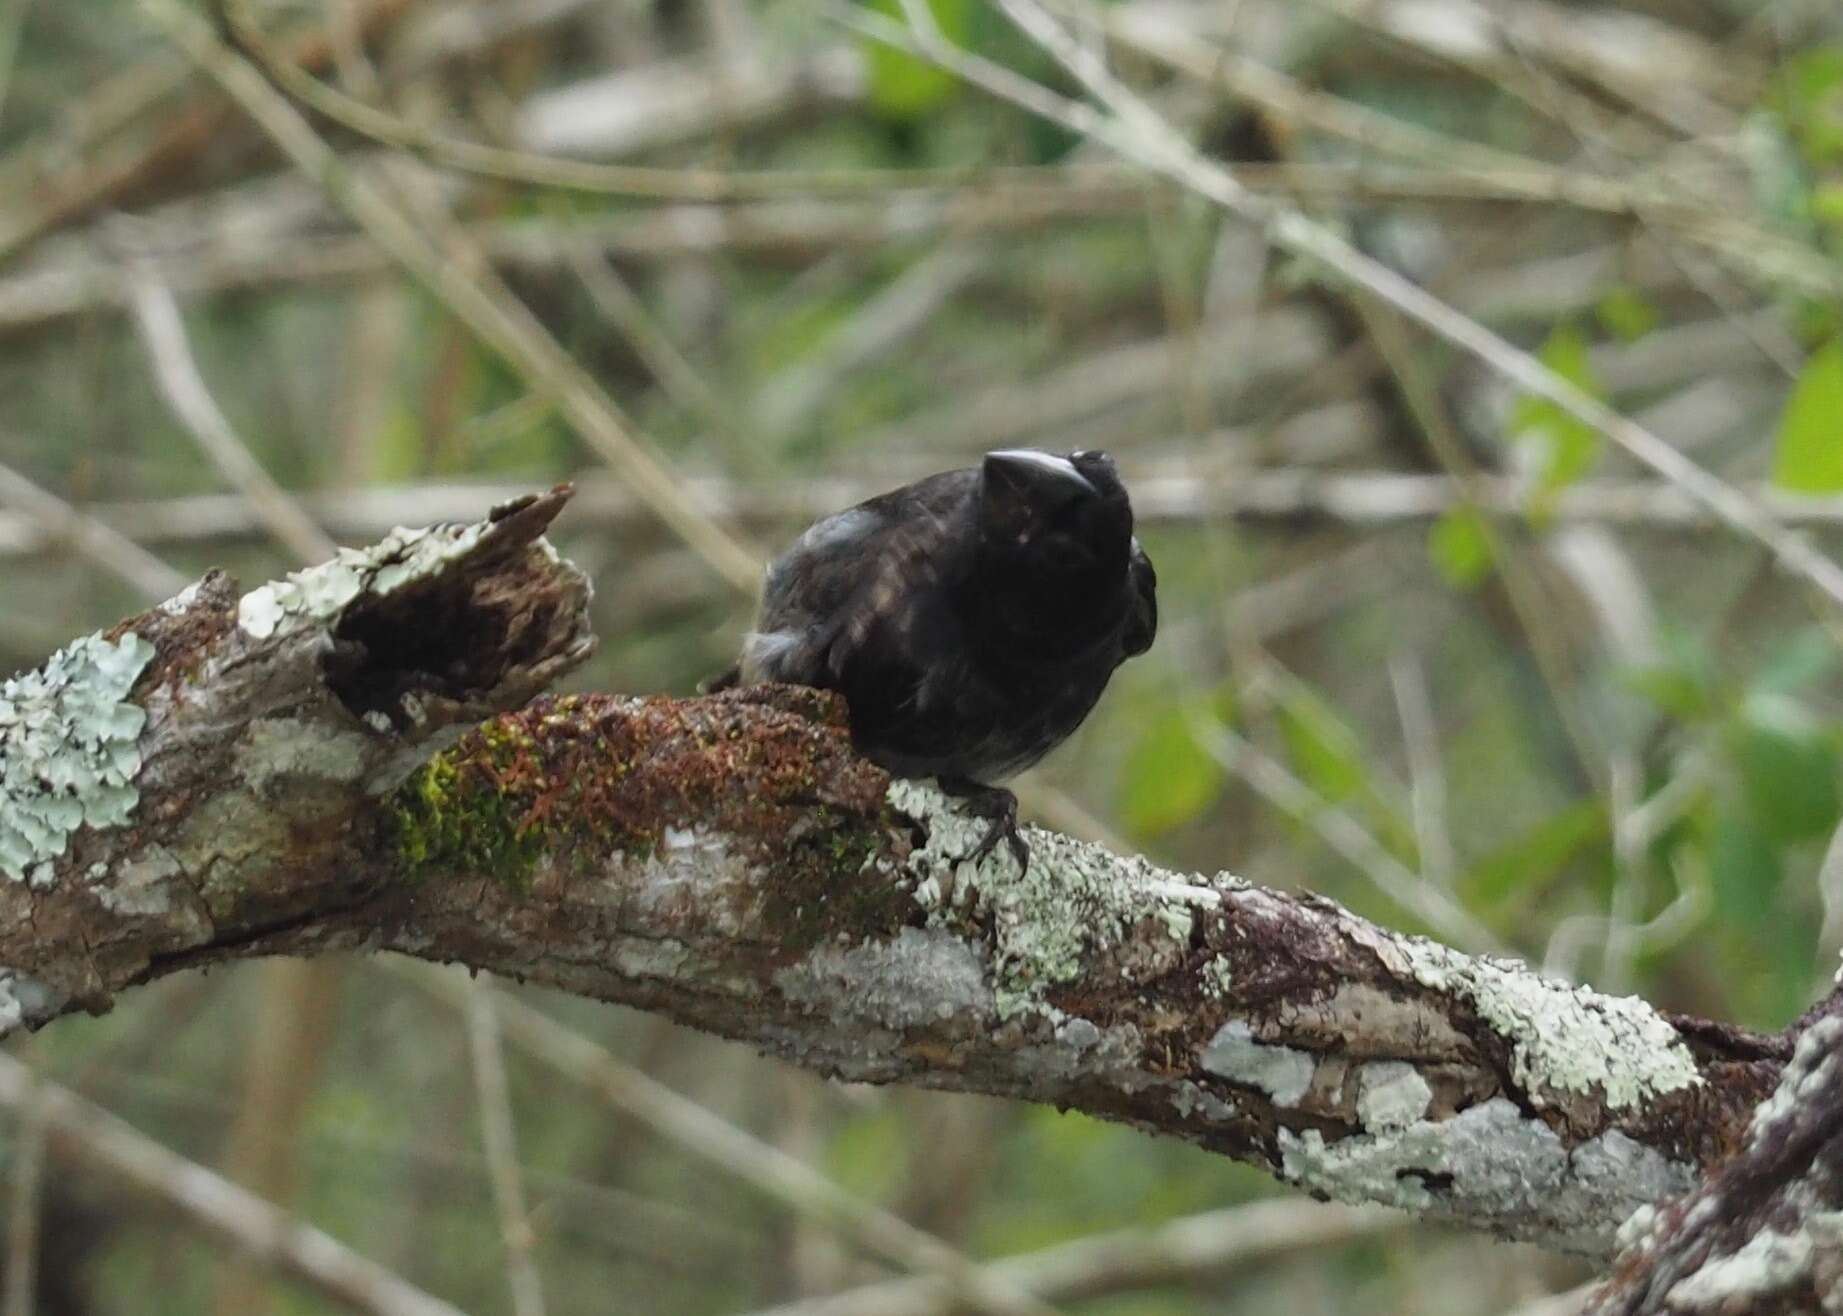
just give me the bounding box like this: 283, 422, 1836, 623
0, 486, 594, 1028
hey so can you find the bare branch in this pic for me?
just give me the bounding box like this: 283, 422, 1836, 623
135, 0, 764, 594
465, 979, 547, 1316
745, 1197, 1404, 1316
0, 1053, 465, 1316
838, 0, 1843, 610
0, 454, 189, 601
127, 273, 339, 566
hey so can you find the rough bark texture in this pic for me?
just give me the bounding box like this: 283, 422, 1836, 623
1588, 1007, 1843, 1314
0, 496, 1799, 1261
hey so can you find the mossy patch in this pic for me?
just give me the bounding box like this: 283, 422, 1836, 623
390, 688, 910, 949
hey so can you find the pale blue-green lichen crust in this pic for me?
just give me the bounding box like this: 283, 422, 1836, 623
1388, 932, 1702, 1110
0, 632, 155, 884
237, 519, 491, 640
1279, 1097, 1695, 1252
888, 779, 1225, 1020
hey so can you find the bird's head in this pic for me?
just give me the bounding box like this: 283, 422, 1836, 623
977, 449, 1134, 575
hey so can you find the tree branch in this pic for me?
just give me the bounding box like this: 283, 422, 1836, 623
1584, 1011, 1843, 1313
0, 496, 1789, 1260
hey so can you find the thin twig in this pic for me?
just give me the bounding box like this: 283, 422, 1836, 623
565, 243, 744, 452
15, 468, 1843, 567
0, 1052, 465, 1316
466, 979, 547, 1316
400, 965, 1065, 1316
138, 0, 764, 593
126, 274, 338, 565
1193, 718, 1505, 954
0, 453, 189, 600
840, 0, 1843, 612
1388, 652, 1455, 893
743, 1197, 1403, 1316
2, 1072, 46, 1316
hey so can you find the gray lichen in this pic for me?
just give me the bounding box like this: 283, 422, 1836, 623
237, 519, 490, 641
1358, 1061, 1433, 1132
775, 926, 994, 1031
0, 966, 70, 1034
1278, 1097, 1694, 1252
0, 631, 155, 883
234, 718, 367, 789
1202, 1020, 1316, 1106
1200, 954, 1234, 999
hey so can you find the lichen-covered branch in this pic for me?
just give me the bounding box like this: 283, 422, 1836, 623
0, 484, 592, 1027
0, 497, 1789, 1259
1585, 1011, 1843, 1314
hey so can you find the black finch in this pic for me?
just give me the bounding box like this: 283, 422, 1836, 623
710, 449, 1157, 869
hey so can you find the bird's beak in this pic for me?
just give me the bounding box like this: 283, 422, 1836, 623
982, 450, 1094, 504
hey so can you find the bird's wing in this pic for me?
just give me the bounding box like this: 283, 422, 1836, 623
744, 469, 976, 688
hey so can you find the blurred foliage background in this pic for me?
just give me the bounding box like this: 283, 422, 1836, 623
4, 0, 1843, 1311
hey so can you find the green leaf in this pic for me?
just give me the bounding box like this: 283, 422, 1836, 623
1773, 45, 1843, 166
1756, 629, 1842, 695
863, 0, 969, 119
1274, 687, 1368, 804
1119, 709, 1226, 838
1595, 287, 1660, 343
1733, 696, 1840, 842
1462, 798, 1610, 908
1771, 340, 1843, 494
1510, 324, 1605, 495
1619, 631, 1724, 721
1428, 505, 1495, 590
1815, 184, 1843, 229
1708, 811, 1784, 926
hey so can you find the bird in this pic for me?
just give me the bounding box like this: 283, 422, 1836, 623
707, 449, 1157, 870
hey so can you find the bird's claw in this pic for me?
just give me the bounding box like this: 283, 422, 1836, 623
939, 779, 1030, 874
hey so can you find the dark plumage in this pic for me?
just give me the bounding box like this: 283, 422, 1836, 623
710, 449, 1157, 868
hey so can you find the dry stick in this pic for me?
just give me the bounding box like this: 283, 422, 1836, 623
401, 965, 1066, 1316
1387, 652, 1455, 895
17, 470, 1843, 567
753, 243, 985, 444
1194, 717, 1505, 954
0, 174, 1797, 340
2, 1072, 46, 1316
208, 0, 1823, 302
0, 455, 190, 600
466, 979, 547, 1316
843, 1, 1843, 612
1093, 1, 1839, 302
138, 0, 762, 595
127, 276, 338, 565
0, 1053, 466, 1316
125, 271, 352, 1316
744, 1197, 1404, 1316
566, 242, 745, 453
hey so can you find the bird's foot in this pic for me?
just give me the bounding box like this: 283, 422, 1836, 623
937, 777, 1029, 873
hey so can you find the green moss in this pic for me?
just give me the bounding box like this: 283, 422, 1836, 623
392, 748, 548, 887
